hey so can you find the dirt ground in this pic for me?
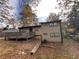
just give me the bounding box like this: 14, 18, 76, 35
0, 38, 79, 59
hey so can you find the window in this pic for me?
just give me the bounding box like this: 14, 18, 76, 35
35, 28, 38, 31
54, 32, 60, 37
53, 23, 58, 26
50, 32, 60, 37
49, 23, 59, 27
43, 33, 48, 35
49, 23, 54, 27
50, 33, 55, 37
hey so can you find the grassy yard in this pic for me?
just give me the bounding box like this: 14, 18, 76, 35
0, 39, 79, 59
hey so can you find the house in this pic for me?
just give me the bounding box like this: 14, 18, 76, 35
19, 20, 63, 43
2, 20, 63, 43
34, 20, 63, 43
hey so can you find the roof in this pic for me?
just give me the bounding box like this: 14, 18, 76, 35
40, 20, 61, 24
19, 25, 41, 29
19, 20, 61, 29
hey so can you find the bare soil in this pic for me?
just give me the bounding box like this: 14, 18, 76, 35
0, 38, 79, 59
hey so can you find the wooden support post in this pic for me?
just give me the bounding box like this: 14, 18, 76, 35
59, 21, 63, 44
16, 32, 18, 41
4, 33, 7, 40
4, 33, 6, 40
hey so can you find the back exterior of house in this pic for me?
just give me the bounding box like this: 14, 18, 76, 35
35, 20, 63, 42
0, 20, 63, 43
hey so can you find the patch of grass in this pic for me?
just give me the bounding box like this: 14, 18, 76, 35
36, 55, 42, 59
0, 47, 14, 55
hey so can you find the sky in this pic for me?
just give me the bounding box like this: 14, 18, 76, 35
9, 0, 23, 19
0, 0, 61, 28
9, 0, 17, 16
9, 0, 60, 21
36, 0, 60, 22
36, 0, 59, 17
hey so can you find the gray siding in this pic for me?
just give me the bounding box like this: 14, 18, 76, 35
35, 23, 61, 42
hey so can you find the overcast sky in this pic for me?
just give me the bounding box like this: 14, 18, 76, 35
9, 0, 60, 21
0, 0, 61, 28
36, 0, 60, 21
36, 0, 59, 17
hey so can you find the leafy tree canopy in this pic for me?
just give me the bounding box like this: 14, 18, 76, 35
47, 13, 59, 22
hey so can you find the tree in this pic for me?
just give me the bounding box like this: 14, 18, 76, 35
20, 4, 38, 26
26, 0, 40, 7
57, 0, 79, 29
32, 13, 38, 25
18, 0, 40, 8
0, 0, 16, 28
67, 1, 79, 31
57, 0, 79, 17
18, 0, 41, 26
47, 13, 59, 22
0, 0, 9, 22
0, 0, 40, 28
57, 0, 77, 20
